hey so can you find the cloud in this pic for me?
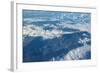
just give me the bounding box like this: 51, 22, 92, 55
23, 24, 65, 39
23, 21, 91, 40
58, 22, 91, 33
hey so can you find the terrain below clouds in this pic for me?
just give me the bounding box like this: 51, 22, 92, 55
22, 10, 91, 62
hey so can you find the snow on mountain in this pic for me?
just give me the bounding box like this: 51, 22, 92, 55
23, 31, 91, 62
64, 44, 90, 60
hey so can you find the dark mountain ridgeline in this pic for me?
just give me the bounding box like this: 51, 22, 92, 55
23, 31, 91, 62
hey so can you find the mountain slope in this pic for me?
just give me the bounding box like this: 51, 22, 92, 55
23, 31, 91, 62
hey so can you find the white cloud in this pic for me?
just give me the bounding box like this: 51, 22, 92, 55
23, 22, 91, 40
58, 22, 91, 33
23, 24, 66, 39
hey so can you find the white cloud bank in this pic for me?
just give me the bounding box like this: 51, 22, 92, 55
59, 22, 91, 33
23, 24, 75, 39
23, 22, 90, 39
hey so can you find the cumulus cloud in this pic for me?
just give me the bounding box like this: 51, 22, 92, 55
23, 22, 90, 40
23, 24, 66, 39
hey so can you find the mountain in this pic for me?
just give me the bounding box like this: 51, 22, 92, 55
22, 10, 91, 62
23, 31, 91, 62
